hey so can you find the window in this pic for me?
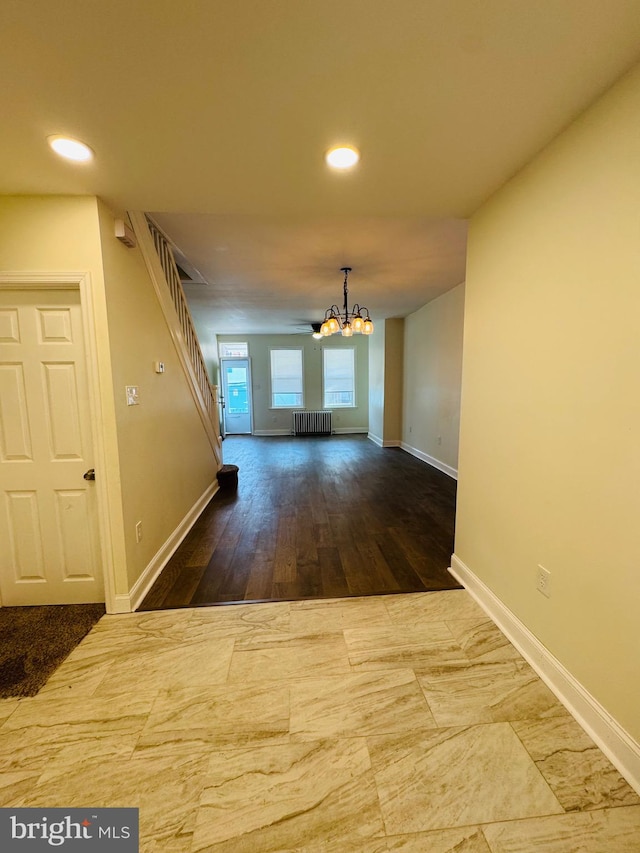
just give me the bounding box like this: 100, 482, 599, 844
323, 348, 355, 408
219, 342, 248, 358
270, 348, 303, 408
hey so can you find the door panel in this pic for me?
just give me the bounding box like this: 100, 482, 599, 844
6, 490, 46, 581
0, 288, 103, 605
43, 362, 84, 458
221, 358, 252, 434
0, 364, 32, 459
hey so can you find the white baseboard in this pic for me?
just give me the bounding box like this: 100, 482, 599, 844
110, 594, 135, 614
450, 554, 640, 795
368, 434, 402, 447
126, 481, 219, 612
400, 441, 458, 480
252, 428, 367, 437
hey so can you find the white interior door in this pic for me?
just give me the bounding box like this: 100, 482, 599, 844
221, 358, 253, 434
0, 287, 104, 605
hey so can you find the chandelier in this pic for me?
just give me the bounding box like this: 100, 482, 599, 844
320, 267, 374, 338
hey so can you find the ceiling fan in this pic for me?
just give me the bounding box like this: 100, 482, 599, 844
291, 319, 324, 338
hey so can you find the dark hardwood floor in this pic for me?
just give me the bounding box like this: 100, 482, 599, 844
139, 435, 460, 610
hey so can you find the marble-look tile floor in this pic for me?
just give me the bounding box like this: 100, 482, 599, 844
1, 590, 638, 852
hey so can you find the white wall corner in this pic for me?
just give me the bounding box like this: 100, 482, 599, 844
400, 441, 458, 480
368, 432, 383, 447
127, 480, 219, 611
449, 554, 640, 796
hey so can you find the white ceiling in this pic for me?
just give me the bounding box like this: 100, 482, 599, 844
2, 1, 640, 334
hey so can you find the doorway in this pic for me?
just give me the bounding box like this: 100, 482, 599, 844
221, 357, 253, 435
0, 285, 104, 605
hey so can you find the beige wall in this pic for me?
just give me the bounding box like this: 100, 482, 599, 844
97, 202, 219, 590
0, 195, 220, 607
217, 333, 369, 434
455, 64, 640, 741
402, 283, 465, 475
368, 319, 405, 446
0, 195, 128, 605
367, 323, 385, 443
383, 319, 404, 445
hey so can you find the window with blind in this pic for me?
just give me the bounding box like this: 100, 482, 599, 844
270, 348, 304, 408
323, 348, 355, 408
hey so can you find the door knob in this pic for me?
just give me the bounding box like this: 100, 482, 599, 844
83, 468, 96, 481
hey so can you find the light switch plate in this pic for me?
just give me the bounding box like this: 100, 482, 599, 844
126, 385, 139, 406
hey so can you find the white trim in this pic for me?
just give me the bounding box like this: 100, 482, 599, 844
367, 433, 401, 446
449, 554, 640, 796
221, 355, 253, 436
128, 481, 219, 611
0, 272, 120, 614
401, 441, 458, 480
268, 346, 304, 410
322, 346, 355, 410
252, 429, 290, 436
110, 595, 134, 615
333, 427, 368, 434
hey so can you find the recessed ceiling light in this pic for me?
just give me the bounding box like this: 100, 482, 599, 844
47, 135, 94, 162
325, 145, 360, 170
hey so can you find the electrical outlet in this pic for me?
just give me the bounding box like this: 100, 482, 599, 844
135, 521, 143, 543
536, 565, 551, 598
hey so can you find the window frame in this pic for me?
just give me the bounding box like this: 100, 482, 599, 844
322, 346, 356, 409
269, 347, 304, 409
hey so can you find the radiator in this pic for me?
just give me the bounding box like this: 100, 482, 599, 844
292, 410, 332, 436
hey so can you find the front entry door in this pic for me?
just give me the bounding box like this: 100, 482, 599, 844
221, 358, 252, 434
0, 287, 104, 605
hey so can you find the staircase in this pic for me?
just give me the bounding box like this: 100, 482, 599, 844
128, 211, 223, 471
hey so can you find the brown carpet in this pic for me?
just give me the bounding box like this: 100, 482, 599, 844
0, 603, 105, 698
